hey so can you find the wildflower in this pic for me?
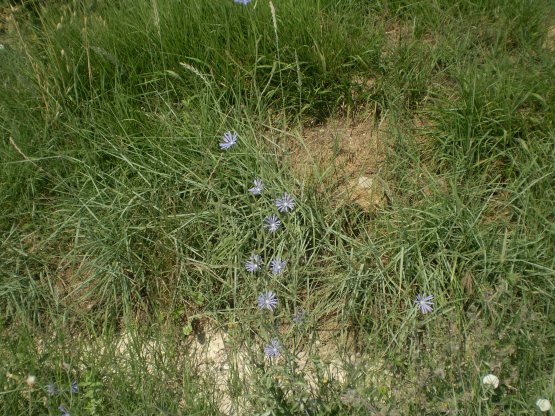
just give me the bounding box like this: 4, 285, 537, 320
248, 178, 263, 195
47, 383, 57, 396
219, 131, 238, 150
482, 374, 499, 389
414, 293, 434, 314
269, 258, 286, 275
264, 214, 281, 233
59, 405, 70, 416
264, 339, 281, 358
25, 375, 37, 388
257, 290, 278, 311
245, 254, 263, 273
234, 0, 252, 4
70, 380, 78, 394
292, 308, 305, 323
275, 192, 295, 213
536, 399, 552, 412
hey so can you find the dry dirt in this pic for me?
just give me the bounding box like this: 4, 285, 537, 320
0, 5, 17, 45
543, 26, 555, 51
286, 114, 390, 211
110, 327, 393, 415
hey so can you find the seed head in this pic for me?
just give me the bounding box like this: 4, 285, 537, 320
536, 399, 552, 412
25, 375, 37, 388
482, 374, 499, 389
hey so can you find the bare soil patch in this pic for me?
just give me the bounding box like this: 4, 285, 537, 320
287, 114, 390, 211
0, 5, 18, 46
543, 26, 555, 51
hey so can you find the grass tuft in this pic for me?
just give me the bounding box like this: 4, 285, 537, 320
1, 0, 554, 414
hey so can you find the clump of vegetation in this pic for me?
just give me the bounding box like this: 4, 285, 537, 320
1, 0, 554, 414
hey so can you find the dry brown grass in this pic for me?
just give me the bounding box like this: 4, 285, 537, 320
0, 5, 19, 45
543, 26, 555, 51
286, 113, 390, 211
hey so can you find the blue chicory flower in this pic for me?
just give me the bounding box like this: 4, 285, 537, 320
292, 308, 305, 323
264, 214, 281, 233
245, 254, 263, 273
47, 383, 57, 396
275, 192, 295, 213
269, 258, 286, 275
414, 293, 434, 314
219, 131, 238, 150
264, 338, 281, 358
257, 290, 278, 311
249, 178, 263, 195
59, 405, 70, 416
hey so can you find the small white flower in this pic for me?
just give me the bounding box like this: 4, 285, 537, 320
536, 399, 552, 412
26, 375, 37, 387
482, 374, 499, 389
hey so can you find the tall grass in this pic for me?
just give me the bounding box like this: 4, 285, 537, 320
1, 0, 554, 414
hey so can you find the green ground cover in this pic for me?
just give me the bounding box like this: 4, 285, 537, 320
1, 0, 554, 414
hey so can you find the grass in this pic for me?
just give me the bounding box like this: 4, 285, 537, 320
1, 0, 554, 414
